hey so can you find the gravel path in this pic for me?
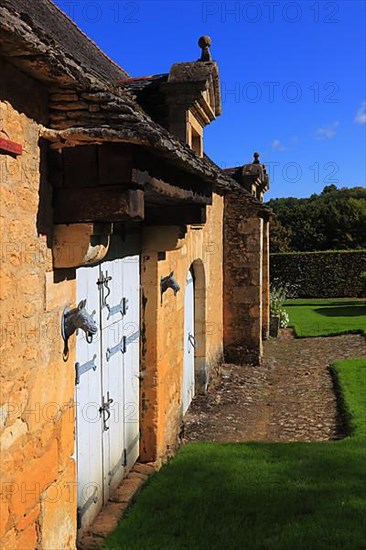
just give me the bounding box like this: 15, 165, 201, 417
183, 331, 366, 443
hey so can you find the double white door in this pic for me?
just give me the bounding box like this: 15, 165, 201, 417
75, 235, 140, 531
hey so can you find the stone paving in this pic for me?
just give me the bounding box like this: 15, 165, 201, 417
78, 331, 365, 548
184, 330, 366, 443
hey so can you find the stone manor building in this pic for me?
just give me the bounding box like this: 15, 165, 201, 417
0, 0, 270, 547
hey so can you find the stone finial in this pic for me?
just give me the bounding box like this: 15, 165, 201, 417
198, 35, 212, 61
253, 152, 260, 164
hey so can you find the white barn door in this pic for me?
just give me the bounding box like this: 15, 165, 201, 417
182, 269, 195, 415
75, 234, 140, 532
75, 264, 103, 530
121, 250, 140, 470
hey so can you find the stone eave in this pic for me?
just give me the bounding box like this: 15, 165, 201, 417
167, 60, 222, 117
0, 0, 129, 87
42, 124, 268, 212
191, 96, 216, 126
41, 125, 237, 193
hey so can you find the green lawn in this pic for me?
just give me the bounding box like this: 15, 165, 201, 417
285, 298, 366, 337
104, 359, 366, 550
333, 358, 366, 438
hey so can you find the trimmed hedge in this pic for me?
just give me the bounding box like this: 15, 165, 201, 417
270, 250, 366, 298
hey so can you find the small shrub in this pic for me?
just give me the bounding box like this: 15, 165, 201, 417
270, 281, 293, 328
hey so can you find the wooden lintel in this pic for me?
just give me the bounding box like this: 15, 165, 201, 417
53, 187, 144, 223
133, 169, 212, 205
144, 205, 206, 226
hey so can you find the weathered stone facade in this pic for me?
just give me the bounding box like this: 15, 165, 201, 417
223, 194, 264, 364
0, 1, 270, 546
140, 194, 224, 461
0, 59, 77, 549
223, 157, 270, 365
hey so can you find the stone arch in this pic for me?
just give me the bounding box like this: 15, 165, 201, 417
190, 259, 207, 393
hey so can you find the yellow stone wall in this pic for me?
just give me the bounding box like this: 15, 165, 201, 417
140, 194, 224, 461
223, 192, 264, 364
0, 60, 77, 549
1, 57, 233, 540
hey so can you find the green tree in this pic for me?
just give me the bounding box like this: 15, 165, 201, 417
267, 186, 366, 252
269, 217, 293, 252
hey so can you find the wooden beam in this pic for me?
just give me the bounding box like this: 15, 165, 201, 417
133, 147, 215, 194
53, 187, 144, 223
144, 205, 206, 226
133, 170, 212, 205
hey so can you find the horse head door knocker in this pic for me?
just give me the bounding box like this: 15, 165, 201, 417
61, 299, 98, 361
160, 271, 180, 304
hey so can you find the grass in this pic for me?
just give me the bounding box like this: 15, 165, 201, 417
332, 358, 366, 439
285, 298, 366, 337
104, 358, 366, 550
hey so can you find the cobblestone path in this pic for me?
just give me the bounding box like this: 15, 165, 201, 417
184, 331, 366, 443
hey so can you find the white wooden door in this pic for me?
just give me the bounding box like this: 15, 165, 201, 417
121, 251, 140, 470
75, 234, 140, 531
100, 250, 126, 500
182, 269, 195, 415
75, 264, 103, 530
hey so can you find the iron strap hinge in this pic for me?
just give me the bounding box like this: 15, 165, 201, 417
108, 431, 141, 482
75, 355, 97, 385
107, 297, 128, 320
106, 336, 126, 362
77, 487, 98, 530
123, 431, 141, 467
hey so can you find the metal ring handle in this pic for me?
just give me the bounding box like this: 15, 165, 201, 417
188, 333, 199, 349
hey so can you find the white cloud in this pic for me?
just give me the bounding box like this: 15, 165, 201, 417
316, 121, 339, 140
354, 102, 366, 124
271, 139, 287, 151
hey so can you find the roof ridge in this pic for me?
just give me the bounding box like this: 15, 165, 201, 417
118, 74, 167, 83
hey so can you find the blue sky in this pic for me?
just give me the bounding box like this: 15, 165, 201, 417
53, 0, 365, 199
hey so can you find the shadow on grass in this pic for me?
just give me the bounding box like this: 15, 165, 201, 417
289, 324, 365, 338
328, 365, 353, 439
104, 359, 366, 550
286, 300, 365, 308
104, 441, 365, 550
314, 306, 366, 318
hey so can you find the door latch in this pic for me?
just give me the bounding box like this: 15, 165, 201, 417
99, 392, 114, 431
97, 271, 112, 307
